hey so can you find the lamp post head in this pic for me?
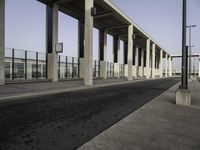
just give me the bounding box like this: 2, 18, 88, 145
186, 25, 197, 28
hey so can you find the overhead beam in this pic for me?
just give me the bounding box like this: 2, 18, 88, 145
56, 0, 75, 4
106, 24, 128, 30
94, 11, 112, 19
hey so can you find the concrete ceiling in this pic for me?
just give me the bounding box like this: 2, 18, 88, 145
37, 0, 164, 52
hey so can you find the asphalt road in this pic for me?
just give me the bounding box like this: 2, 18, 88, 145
0, 78, 179, 150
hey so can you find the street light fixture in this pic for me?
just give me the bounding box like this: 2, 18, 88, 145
186, 25, 197, 79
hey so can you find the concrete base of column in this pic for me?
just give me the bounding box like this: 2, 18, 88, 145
145, 68, 150, 79
100, 61, 107, 79
152, 69, 155, 78
176, 89, 191, 106
79, 58, 85, 79
48, 53, 58, 82
138, 67, 144, 77
114, 63, 120, 78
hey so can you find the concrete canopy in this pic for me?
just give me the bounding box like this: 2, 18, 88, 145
37, 0, 167, 54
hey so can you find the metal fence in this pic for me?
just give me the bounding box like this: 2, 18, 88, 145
93, 60, 100, 78
4, 48, 125, 81
5, 48, 47, 80
119, 64, 125, 77
107, 62, 114, 78
58, 55, 80, 79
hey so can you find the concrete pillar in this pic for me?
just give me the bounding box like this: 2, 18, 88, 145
124, 42, 128, 77
99, 30, 107, 79
128, 25, 133, 81
84, 0, 94, 85
46, 3, 58, 82
113, 36, 120, 78
135, 46, 139, 77
141, 49, 144, 77
146, 39, 150, 78
0, 0, 5, 85
78, 20, 85, 78
169, 56, 172, 77
199, 56, 200, 77
159, 49, 163, 77
152, 43, 156, 78
165, 54, 168, 77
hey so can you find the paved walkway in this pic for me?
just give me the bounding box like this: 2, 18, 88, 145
78, 79, 200, 150
0, 78, 146, 102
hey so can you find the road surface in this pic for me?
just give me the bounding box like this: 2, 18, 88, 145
0, 78, 179, 150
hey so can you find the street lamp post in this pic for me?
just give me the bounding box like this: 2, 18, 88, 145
181, 0, 187, 89
186, 25, 197, 79
176, 0, 191, 106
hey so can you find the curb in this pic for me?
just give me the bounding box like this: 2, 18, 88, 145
0, 77, 173, 104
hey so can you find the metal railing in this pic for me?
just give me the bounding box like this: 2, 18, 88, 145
58, 55, 80, 79
107, 62, 114, 78
5, 48, 47, 80
93, 60, 100, 78
119, 64, 125, 77
4, 48, 126, 81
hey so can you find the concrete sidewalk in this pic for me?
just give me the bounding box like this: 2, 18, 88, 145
78, 79, 200, 150
0, 78, 146, 102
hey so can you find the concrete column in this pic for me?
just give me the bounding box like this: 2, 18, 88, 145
199, 56, 200, 77
169, 56, 172, 77
128, 25, 133, 81
78, 20, 85, 78
152, 43, 156, 78
99, 30, 107, 79
159, 49, 163, 77
165, 54, 168, 77
84, 0, 94, 85
46, 3, 58, 82
113, 36, 120, 78
135, 46, 139, 77
146, 39, 150, 78
0, 0, 5, 85
141, 49, 144, 77
124, 42, 128, 77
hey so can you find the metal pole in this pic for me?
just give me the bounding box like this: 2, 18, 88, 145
72, 57, 74, 78
181, 0, 187, 89
58, 55, 61, 79
78, 58, 80, 78
25, 51, 27, 79
45, 53, 48, 79
12, 49, 15, 80
36, 52, 38, 79
65, 56, 68, 78
94, 60, 96, 78
189, 27, 191, 78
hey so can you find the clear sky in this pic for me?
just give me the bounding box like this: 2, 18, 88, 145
5, 0, 200, 68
